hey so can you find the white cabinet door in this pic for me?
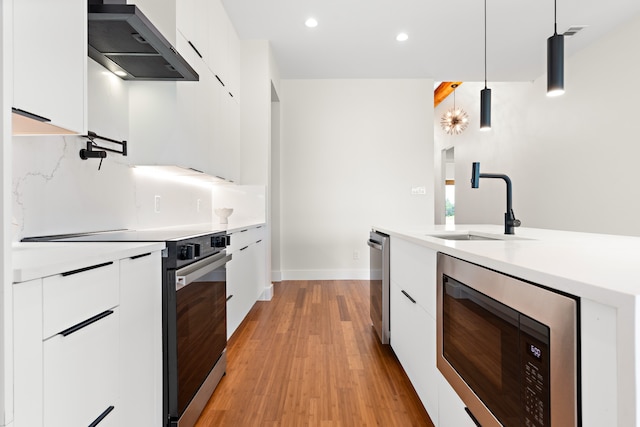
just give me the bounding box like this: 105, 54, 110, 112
13, 0, 86, 134
227, 245, 254, 339
390, 281, 439, 421
43, 308, 120, 427
220, 92, 241, 182
225, 20, 242, 100
207, 0, 229, 82
129, 0, 176, 46
119, 252, 163, 427
176, 0, 209, 65
437, 373, 479, 427
252, 238, 267, 299
226, 227, 265, 338
13, 279, 44, 427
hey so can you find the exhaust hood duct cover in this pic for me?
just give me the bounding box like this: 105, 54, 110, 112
88, 4, 198, 81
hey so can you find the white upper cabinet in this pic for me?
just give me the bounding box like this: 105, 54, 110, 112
12, 0, 87, 135
129, 0, 177, 46
207, 0, 229, 82
176, 0, 209, 64
226, 21, 242, 100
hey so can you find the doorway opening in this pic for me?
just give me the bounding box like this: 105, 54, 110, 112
444, 148, 455, 225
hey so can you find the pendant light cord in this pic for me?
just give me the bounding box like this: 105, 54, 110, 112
484, 0, 487, 89
554, 0, 558, 35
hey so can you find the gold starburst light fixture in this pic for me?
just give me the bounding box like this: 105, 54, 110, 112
440, 84, 469, 135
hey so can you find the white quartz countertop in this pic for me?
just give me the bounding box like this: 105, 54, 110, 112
143, 220, 266, 235
13, 241, 166, 283
374, 224, 640, 307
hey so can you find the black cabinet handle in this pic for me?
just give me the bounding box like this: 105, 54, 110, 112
239, 246, 249, 252
226, 295, 234, 301
88, 405, 115, 427
60, 310, 114, 337
215, 74, 225, 87
62, 261, 113, 277
464, 407, 481, 427
130, 252, 151, 260
256, 240, 262, 244
188, 40, 203, 58
12, 107, 51, 123
401, 290, 416, 304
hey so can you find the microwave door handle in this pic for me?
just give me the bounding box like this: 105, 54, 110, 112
367, 239, 383, 250
176, 253, 232, 289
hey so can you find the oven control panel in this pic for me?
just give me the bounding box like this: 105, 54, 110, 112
174, 233, 229, 265
179, 243, 200, 260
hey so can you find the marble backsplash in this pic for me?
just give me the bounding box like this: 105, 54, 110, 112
12, 134, 264, 241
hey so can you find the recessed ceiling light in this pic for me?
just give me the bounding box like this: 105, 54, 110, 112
114, 70, 127, 77
396, 33, 409, 42
305, 18, 318, 28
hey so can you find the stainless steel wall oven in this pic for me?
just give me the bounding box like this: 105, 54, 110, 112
436, 253, 580, 427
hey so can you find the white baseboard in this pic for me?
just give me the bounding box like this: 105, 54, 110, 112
259, 283, 274, 301
271, 270, 282, 282
280, 269, 370, 281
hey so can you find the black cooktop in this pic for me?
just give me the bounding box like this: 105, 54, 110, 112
22, 227, 225, 243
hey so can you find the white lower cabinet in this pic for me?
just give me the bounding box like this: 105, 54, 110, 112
389, 236, 478, 426
437, 373, 478, 427
226, 226, 266, 338
390, 281, 438, 421
44, 308, 120, 427
13, 250, 162, 427
119, 253, 163, 426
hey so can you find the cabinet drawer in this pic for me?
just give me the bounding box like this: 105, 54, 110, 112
228, 226, 264, 253
43, 261, 119, 339
390, 237, 437, 316
390, 282, 438, 420
44, 307, 119, 427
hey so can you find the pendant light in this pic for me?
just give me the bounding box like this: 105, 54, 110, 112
441, 84, 469, 135
547, 0, 564, 96
480, 0, 491, 131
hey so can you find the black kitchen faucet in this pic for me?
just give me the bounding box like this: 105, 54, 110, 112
471, 162, 521, 234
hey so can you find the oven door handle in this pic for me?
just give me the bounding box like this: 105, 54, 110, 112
175, 252, 232, 290
367, 239, 383, 250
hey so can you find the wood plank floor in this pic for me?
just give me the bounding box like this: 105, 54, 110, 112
195, 280, 435, 427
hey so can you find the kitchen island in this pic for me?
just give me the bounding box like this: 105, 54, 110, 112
374, 224, 640, 427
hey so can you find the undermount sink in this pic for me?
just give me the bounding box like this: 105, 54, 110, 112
429, 233, 499, 241
426, 232, 529, 241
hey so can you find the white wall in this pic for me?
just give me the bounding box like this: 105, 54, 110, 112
280, 79, 434, 279
435, 14, 640, 237
270, 97, 282, 280
1, 2, 12, 424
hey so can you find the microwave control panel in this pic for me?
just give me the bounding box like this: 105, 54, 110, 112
522, 339, 550, 426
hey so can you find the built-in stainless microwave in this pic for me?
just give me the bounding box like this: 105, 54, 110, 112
436, 253, 580, 426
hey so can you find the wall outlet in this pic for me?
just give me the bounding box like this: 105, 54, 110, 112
411, 186, 427, 195
154, 195, 161, 213
353, 250, 360, 260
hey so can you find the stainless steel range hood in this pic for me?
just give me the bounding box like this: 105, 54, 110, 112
88, 2, 198, 81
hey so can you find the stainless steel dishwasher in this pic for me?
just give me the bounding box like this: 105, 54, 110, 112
367, 230, 390, 344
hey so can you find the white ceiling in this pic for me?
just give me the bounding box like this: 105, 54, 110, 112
221, 0, 640, 81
